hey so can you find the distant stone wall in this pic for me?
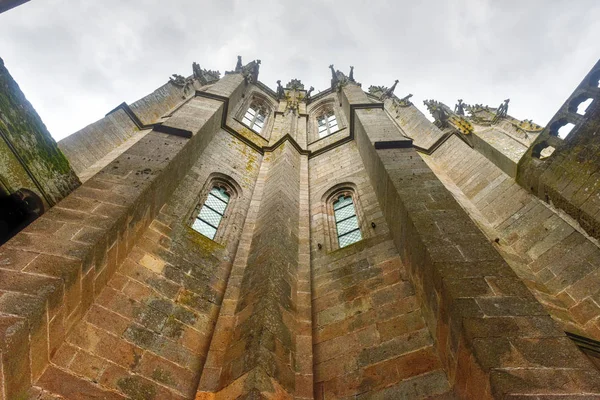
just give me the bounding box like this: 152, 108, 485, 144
0, 57, 79, 205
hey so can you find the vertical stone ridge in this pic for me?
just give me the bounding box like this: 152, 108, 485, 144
219, 142, 301, 397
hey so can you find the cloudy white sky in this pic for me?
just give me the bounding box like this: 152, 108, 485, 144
1, 0, 599, 141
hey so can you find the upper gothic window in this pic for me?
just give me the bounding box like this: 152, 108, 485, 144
242, 104, 267, 134
317, 111, 339, 138
333, 194, 362, 247
192, 186, 230, 240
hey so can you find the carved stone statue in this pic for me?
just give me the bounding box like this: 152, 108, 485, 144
306, 86, 314, 102
276, 80, 285, 100
349, 66, 354, 82
235, 55, 243, 73
169, 74, 186, 87
496, 98, 510, 118
454, 99, 465, 116
491, 98, 510, 123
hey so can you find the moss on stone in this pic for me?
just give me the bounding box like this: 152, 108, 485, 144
117, 376, 157, 400
0, 57, 79, 203
151, 368, 175, 385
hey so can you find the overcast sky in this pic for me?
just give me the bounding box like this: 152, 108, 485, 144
1, 0, 598, 141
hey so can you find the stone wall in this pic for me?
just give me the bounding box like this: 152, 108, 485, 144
0, 74, 245, 399
422, 134, 600, 339
309, 142, 452, 399
0, 57, 79, 206
34, 129, 262, 399
518, 59, 600, 242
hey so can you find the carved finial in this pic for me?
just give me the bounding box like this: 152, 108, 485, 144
329, 64, 336, 80
349, 66, 354, 82
235, 55, 243, 73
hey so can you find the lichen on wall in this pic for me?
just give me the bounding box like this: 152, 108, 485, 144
0, 57, 80, 205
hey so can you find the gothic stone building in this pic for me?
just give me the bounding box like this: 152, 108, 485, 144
0, 54, 600, 400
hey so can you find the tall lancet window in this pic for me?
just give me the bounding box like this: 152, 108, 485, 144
333, 194, 362, 247
192, 186, 230, 240
242, 103, 267, 134
317, 110, 339, 138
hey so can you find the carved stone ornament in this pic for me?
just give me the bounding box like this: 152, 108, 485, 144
276, 80, 285, 100
492, 98, 510, 123
454, 99, 465, 116
286, 79, 304, 90
306, 86, 315, 102
424, 99, 450, 129
241, 59, 261, 83
368, 85, 386, 96
169, 74, 187, 87
329, 64, 354, 91
395, 93, 413, 108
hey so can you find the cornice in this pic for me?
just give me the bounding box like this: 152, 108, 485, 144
107, 93, 414, 162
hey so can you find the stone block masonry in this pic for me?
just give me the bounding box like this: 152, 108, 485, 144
2, 58, 600, 400
345, 83, 600, 398
309, 142, 452, 399
0, 57, 79, 207
35, 128, 262, 399
0, 74, 245, 399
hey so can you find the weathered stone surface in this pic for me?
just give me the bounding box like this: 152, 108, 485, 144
1, 58, 599, 400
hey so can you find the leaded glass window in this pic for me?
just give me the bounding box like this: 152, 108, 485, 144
317, 111, 339, 138
333, 195, 362, 247
242, 104, 267, 133
192, 187, 230, 240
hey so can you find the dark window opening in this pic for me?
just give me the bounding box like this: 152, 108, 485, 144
0, 188, 45, 245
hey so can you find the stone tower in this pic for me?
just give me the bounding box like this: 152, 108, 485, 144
1, 56, 600, 399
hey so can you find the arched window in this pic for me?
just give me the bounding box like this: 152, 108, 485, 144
242, 101, 268, 134
317, 110, 339, 138
191, 185, 231, 240
333, 194, 362, 247
549, 118, 577, 140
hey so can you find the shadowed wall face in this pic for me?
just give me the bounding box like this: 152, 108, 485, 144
0, 58, 79, 244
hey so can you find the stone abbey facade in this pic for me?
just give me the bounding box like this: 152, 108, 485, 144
0, 54, 600, 399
